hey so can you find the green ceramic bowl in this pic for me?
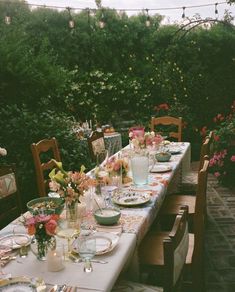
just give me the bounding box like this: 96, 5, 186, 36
155, 152, 171, 162
94, 208, 121, 225
27, 197, 64, 215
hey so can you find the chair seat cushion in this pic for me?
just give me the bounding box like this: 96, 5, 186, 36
112, 280, 163, 291
139, 232, 169, 266
181, 171, 198, 193
160, 195, 196, 215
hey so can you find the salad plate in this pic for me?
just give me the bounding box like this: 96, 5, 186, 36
72, 232, 120, 255
112, 191, 151, 206
0, 234, 31, 250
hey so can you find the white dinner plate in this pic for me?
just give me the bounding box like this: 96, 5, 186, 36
72, 232, 120, 255
112, 191, 151, 206
0, 277, 38, 292
150, 165, 172, 173
0, 234, 31, 250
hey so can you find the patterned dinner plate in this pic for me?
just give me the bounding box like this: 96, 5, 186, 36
150, 165, 172, 173
0, 277, 38, 292
112, 191, 151, 207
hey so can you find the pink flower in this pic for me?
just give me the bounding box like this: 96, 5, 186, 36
49, 181, 60, 192
214, 172, 221, 177
45, 219, 57, 236
231, 155, 235, 162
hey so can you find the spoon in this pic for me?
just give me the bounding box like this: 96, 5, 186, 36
94, 197, 103, 214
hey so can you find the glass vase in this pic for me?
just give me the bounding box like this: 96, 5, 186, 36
31, 236, 56, 261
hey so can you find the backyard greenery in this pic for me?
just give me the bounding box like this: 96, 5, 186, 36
0, 0, 235, 207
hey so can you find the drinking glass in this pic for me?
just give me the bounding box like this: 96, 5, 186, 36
76, 235, 96, 272
13, 225, 30, 258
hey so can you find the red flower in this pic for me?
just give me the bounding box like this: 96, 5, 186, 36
214, 134, 220, 142
45, 219, 57, 236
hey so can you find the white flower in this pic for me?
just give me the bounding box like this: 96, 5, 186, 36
0, 147, 7, 156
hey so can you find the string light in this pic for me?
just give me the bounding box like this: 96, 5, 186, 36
215, 3, 219, 16
0, 1, 230, 26
67, 7, 75, 29
182, 7, 186, 19
99, 11, 105, 29
145, 9, 151, 27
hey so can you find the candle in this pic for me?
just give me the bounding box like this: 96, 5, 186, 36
47, 250, 64, 272
89, 119, 92, 129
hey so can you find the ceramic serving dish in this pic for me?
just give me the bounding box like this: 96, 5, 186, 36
27, 197, 64, 215
94, 208, 121, 225
155, 152, 171, 162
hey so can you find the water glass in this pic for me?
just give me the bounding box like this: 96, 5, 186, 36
13, 225, 29, 258
76, 235, 96, 272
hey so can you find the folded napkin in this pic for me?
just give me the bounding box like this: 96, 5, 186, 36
96, 224, 122, 235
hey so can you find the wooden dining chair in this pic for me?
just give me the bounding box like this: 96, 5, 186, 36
159, 157, 210, 232
150, 116, 183, 142
180, 131, 213, 194
0, 164, 22, 229
31, 137, 61, 197
133, 207, 189, 292
87, 131, 106, 163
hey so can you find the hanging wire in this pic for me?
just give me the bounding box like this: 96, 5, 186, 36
145, 9, 151, 27
182, 7, 186, 19
0, 0, 228, 13
67, 7, 75, 29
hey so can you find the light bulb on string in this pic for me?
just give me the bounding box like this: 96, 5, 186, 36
5, 14, 11, 25
99, 12, 105, 29
182, 7, 186, 19
67, 7, 75, 29
215, 3, 218, 17
145, 9, 151, 27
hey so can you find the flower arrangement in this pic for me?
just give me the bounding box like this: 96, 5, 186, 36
49, 160, 96, 206
105, 156, 129, 179
208, 101, 235, 186
129, 128, 163, 150
25, 214, 59, 260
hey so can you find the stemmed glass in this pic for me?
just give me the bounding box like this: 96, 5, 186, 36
13, 225, 30, 258
76, 234, 96, 272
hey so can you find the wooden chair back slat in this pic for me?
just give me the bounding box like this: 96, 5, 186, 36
87, 131, 106, 162
31, 137, 61, 197
151, 116, 183, 142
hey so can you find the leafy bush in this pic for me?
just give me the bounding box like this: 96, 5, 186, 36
0, 104, 92, 209
209, 101, 235, 186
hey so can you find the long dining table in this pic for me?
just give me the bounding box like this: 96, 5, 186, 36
0, 142, 191, 292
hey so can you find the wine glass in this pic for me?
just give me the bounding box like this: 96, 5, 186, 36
13, 225, 30, 258
76, 234, 96, 272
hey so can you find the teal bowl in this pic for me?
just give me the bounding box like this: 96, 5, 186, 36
155, 152, 171, 162
94, 208, 121, 225
27, 197, 64, 215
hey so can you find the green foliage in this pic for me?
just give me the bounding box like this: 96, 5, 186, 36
209, 109, 235, 186
0, 104, 92, 208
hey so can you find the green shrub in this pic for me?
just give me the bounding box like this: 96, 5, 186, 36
0, 104, 92, 209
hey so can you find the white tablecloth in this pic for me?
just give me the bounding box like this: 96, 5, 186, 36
1, 142, 191, 291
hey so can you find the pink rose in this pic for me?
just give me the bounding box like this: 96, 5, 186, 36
45, 219, 57, 236
231, 155, 235, 162
214, 172, 220, 177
